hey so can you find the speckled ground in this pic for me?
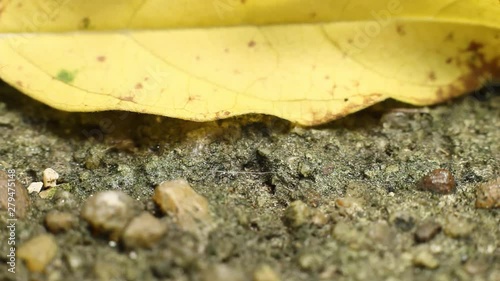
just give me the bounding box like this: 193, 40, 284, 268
0, 81, 498, 281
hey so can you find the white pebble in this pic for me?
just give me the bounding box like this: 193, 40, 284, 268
42, 168, 59, 188
27, 182, 43, 194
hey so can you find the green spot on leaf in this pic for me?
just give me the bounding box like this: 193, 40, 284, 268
56, 70, 75, 84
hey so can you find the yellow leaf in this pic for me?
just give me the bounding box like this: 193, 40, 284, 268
0, 0, 499, 125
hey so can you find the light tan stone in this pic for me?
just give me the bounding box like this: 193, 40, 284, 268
153, 179, 213, 235
18, 234, 58, 272
122, 212, 167, 249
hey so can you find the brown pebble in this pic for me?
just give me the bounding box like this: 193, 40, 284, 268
45, 211, 76, 234
0, 170, 30, 218
475, 178, 500, 209
414, 221, 441, 243
418, 169, 456, 194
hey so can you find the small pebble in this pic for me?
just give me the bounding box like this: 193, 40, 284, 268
84, 147, 104, 170
81, 190, 141, 241
27, 182, 43, 194
310, 210, 329, 227
45, 211, 76, 234
153, 179, 212, 234
93, 260, 122, 281
392, 212, 415, 232
413, 249, 439, 269
18, 234, 58, 272
283, 200, 311, 228
253, 264, 281, 281
335, 196, 364, 217
298, 162, 312, 177
42, 168, 59, 188
418, 168, 456, 194
200, 264, 246, 281
121, 212, 167, 249
443, 214, 474, 238
475, 178, 500, 209
464, 258, 489, 275
332, 222, 366, 249
64, 251, 86, 272
414, 221, 442, 243
367, 221, 395, 249
0, 170, 30, 218
298, 253, 323, 272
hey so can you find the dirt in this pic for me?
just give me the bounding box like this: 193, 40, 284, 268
0, 81, 499, 281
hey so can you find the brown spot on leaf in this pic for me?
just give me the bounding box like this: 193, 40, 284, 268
97, 56, 106, 62
215, 110, 231, 119
119, 96, 135, 102
428, 71, 436, 81
328, 84, 337, 96
310, 12, 317, 18
436, 88, 444, 100
465, 41, 483, 52
434, 49, 500, 103
445, 32, 454, 41
80, 17, 90, 29
187, 95, 200, 102
135, 83, 143, 89
16, 81, 23, 87
248, 40, 256, 47
445, 57, 452, 64
396, 25, 406, 36
307, 93, 384, 126
224, 48, 229, 53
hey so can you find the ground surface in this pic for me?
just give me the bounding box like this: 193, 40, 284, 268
0, 81, 499, 281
